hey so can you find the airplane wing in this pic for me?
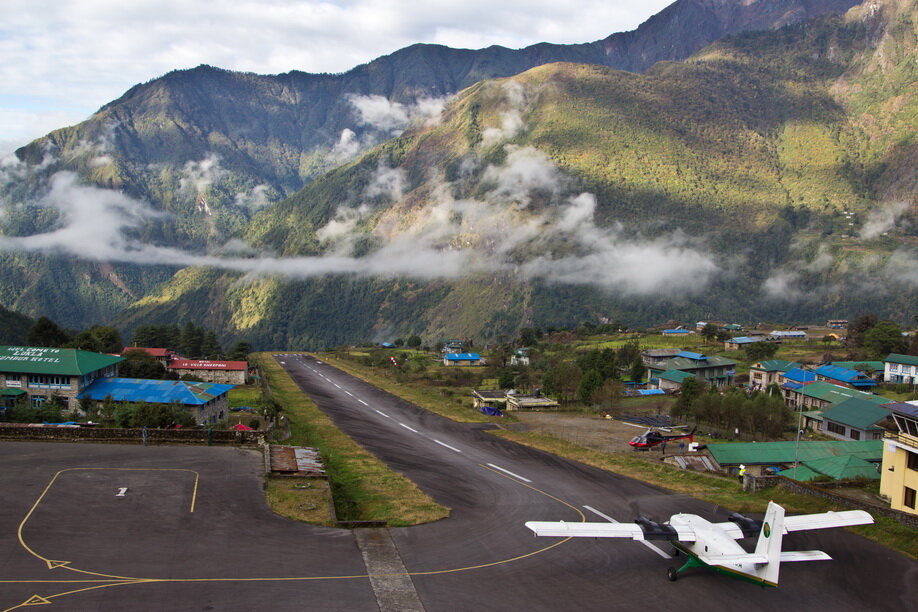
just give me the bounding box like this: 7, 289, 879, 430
713, 509, 872, 539
524, 521, 696, 542
782, 510, 873, 532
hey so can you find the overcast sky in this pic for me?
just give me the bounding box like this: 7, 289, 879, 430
0, 0, 673, 154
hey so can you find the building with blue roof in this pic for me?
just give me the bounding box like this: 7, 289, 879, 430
441, 353, 483, 366
723, 336, 764, 350
78, 377, 234, 425
813, 365, 878, 390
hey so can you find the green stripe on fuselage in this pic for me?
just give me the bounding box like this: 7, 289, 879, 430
671, 542, 777, 588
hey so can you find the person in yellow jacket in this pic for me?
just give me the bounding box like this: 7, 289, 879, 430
738, 464, 747, 483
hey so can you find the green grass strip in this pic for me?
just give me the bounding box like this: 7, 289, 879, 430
252, 352, 448, 526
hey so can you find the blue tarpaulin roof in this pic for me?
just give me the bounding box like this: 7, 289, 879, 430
677, 351, 706, 360
637, 389, 666, 396
78, 377, 234, 405
480, 405, 503, 417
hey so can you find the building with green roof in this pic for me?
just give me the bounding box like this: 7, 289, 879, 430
647, 352, 737, 388
749, 359, 800, 389
782, 455, 879, 482
884, 353, 918, 385
820, 398, 891, 441
0, 346, 123, 412
788, 380, 890, 411
705, 439, 883, 476
654, 369, 696, 392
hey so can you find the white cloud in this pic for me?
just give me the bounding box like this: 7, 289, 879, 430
364, 163, 407, 201
234, 184, 272, 210
483, 145, 563, 206
180, 153, 226, 196
860, 201, 912, 239
0, 1, 672, 145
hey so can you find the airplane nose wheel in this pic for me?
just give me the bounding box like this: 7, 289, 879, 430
667, 567, 678, 582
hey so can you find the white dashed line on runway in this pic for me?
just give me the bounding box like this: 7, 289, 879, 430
375, 410, 390, 418
486, 463, 531, 483
399, 423, 418, 433
433, 440, 462, 453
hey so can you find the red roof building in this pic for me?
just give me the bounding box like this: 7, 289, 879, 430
167, 359, 248, 385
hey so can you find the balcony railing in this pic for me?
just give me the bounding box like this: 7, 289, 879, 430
885, 431, 918, 451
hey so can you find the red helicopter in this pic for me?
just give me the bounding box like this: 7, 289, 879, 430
629, 426, 696, 450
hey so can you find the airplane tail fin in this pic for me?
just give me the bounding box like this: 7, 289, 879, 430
753, 501, 785, 586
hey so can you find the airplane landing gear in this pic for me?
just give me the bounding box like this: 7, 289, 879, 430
667, 567, 678, 582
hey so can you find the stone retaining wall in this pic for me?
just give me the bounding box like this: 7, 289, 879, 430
0, 425, 265, 446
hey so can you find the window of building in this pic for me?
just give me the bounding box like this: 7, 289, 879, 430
889, 363, 898, 372
907, 451, 918, 472
905, 487, 916, 510
849, 429, 860, 440
827, 422, 846, 436
31, 395, 46, 408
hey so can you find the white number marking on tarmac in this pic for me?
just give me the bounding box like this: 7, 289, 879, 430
116, 487, 128, 497
433, 440, 462, 453
375, 410, 391, 418
399, 423, 418, 433
486, 463, 531, 483
583, 505, 672, 559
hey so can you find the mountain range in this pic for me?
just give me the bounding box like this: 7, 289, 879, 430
1, 0, 914, 348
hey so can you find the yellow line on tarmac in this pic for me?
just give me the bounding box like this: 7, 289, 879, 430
17, 468, 200, 581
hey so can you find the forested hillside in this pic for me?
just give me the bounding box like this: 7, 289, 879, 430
121, 0, 917, 348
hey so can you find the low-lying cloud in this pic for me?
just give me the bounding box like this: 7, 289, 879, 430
860, 201, 912, 240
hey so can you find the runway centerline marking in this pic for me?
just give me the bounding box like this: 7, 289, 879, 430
433, 440, 462, 453
358, 399, 369, 406
583, 505, 672, 560
375, 410, 391, 418
399, 423, 418, 433
485, 463, 531, 483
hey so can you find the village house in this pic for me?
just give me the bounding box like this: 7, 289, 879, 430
884, 353, 918, 385
654, 370, 696, 392
77, 378, 234, 425
661, 328, 693, 337
0, 346, 123, 412
641, 349, 682, 367
880, 401, 918, 515
783, 380, 889, 411
812, 364, 878, 391
442, 353, 483, 366
819, 397, 891, 441
646, 351, 737, 388
748, 359, 800, 389
704, 439, 882, 479
167, 359, 248, 385
510, 348, 530, 366
723, 336, 764, 351
121, 347, 176, 367
505, 393, 559, 411
471, 390, 509, 410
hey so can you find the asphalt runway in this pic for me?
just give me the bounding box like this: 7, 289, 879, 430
0, 353, 914, 611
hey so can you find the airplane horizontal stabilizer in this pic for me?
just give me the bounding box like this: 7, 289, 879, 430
699, 552, 769, 566
780, 551, 832, 562
783, 510, 873, 532
525, 521, 648, 540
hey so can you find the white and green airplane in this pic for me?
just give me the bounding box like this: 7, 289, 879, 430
525, 501, 873, 587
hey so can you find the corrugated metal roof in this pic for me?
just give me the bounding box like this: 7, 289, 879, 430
820, 398, 890, 430
707, 440, 882, 465
77, 377, 234, 405
800, 381, 889, 405
1, 388, 26, 396
804, 455, 879, 481
885, 353, 918, 367
752, 359, 799, 372
677, 351, 706, 360
727, 337, 760, 344
122, 347, 170, 357
0, 346, 123, 375
444, 353, 481, 361
658, 369, 695, 383
783, 368, 817, 383
886, 402, 918, 420
813, 365, 877, 387
783, 465, 820, 481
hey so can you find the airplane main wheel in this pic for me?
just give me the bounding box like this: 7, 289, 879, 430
667, 567, 678, 582
671, 548, 680, 557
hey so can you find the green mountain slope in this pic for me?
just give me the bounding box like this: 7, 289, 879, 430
120, 0, 916, 348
